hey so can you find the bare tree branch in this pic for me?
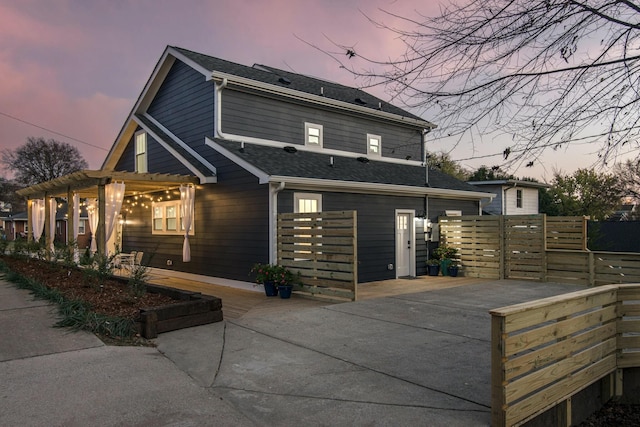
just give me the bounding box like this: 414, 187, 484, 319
319, 0, 640, 168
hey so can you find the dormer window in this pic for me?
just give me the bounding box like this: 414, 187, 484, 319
367, 134, 381, 157
135, 130, 148, 173
305, 123, 323, 148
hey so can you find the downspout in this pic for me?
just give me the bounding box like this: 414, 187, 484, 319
422, 128, 431, 187
269, 181, 285, 264
503, 182, 517, 215
479, 195, 496, 215
214, 78, 228, 139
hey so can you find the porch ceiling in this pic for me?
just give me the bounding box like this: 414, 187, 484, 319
16, 170, 201, 199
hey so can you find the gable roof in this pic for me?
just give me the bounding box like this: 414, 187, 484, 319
103, 45, 436, 173
172, 46, 432, 126
208, 138, 493, 200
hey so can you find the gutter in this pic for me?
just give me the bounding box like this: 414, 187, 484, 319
269, 175, 495, 201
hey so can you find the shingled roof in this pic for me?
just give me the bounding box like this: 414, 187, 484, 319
172, 46, 427, 123
210, 139, 488, 195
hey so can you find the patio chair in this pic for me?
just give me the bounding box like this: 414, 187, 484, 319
133, 251, 143, 267
114, 251, 136, 270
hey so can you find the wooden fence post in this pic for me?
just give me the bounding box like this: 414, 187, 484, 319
491, 313, 507, 427
499, 215, 505, 280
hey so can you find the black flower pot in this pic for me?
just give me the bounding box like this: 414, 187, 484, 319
263, 281, 278, 296
427, 264, 440, 276
278, 284, 293, 299
448, 265, 459, 277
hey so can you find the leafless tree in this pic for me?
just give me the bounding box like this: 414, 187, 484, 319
614, 159, 640, 201
317, 0, 640, 168
1, 137, 88, 185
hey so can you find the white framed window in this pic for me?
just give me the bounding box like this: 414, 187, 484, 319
516, 189, 523, 208
78, 219, 86, 235
305, 123, 323, 148
293, 193, 322, 258
295, 193, 322, 213
135, 130, 148, 173
367, 134, 381, 157
152, 200, 195, 235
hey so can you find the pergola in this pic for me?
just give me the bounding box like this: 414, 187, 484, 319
16, 170, 200, 256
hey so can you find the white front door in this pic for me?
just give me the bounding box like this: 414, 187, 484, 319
395, 211, 415, 277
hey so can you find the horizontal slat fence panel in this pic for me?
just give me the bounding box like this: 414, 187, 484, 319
439, 215, 502, 279
491, 284, 640, 427
593, 252, 640, 286
504, 215, 545, 281
439, 215, 640, 287
546, 216, 588, 250
278, 210, 357, 301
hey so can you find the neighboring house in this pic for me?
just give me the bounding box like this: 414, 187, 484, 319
2, 204, 91, 248
467, 180, 549, 215
609, 203, 637, 221
18, 46, 494, 282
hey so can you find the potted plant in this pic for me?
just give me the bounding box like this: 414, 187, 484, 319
433, 245, 458, 276
426, 258, 440, 276
272, 264, 295, 299
250, 263, 279, 296
448, 261, 460, 277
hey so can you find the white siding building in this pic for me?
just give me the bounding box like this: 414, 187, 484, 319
467, 180, 549, 215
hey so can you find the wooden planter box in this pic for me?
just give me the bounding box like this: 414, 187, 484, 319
136, 284, 223, 338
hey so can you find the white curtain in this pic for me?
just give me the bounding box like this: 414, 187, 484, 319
87, 198, 98, 253
73, 193, 80, 262
180, 184, 195, 262
48, 198, 56, 253
104, 182, 125, 248
31, 199, 45, 242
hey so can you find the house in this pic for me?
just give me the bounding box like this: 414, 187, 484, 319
467, 179, 548, 215
1, 203, 91, 248
17, 46, 494, 283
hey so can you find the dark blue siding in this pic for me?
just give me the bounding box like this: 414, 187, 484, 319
122, 159, 270, 281
148, 60, 214, 153
278, 191, 478, 282
113, 127, 191, 175
222, 89, 422, 161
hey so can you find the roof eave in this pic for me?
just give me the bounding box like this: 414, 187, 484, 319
269, 175, 495, 200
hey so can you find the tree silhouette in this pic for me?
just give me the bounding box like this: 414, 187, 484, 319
322, 1, 640, 167
1, 137, 88, 185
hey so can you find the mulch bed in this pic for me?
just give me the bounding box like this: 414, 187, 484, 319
578, 401, 640, 426
0, 255, 174, 319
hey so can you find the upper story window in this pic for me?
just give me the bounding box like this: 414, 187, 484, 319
135, 130, 148, 173
516, 189, 523, 208
152, 200, 195, 235
305, 123, 323, 148
367, 134, 381, 157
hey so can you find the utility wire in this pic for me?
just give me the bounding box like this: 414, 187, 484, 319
0, 110, 109, 151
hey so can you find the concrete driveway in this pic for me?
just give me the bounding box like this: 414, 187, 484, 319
0, 276, 585, 426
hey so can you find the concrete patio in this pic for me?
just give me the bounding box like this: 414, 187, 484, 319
0, 273, 587, 426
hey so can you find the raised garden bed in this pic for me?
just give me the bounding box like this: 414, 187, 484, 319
0, 255, 223, 340
139, 284, 223, 338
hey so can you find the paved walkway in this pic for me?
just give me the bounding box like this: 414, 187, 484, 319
0, 273, 587, 426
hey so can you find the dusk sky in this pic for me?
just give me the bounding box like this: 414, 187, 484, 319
0, 0, 616, 182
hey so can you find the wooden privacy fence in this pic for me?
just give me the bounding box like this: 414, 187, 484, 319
437, 215, 503, 279
277, 210, 357, 301
439, 215, 640, 286
491, 284, 640, 426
